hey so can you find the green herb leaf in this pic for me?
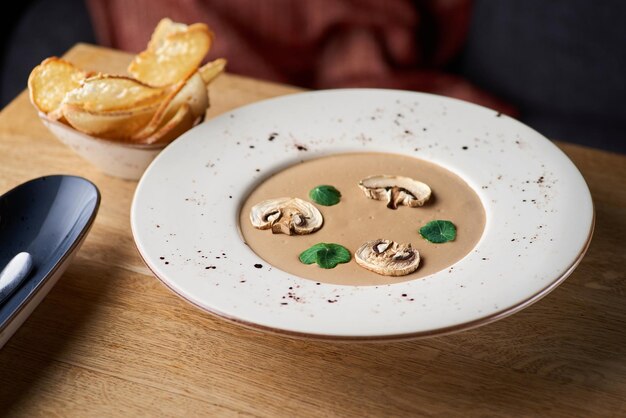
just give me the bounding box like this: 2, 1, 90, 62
419, 220, 457, 243
298, 243, 326, 264
309, 185, 341, 206
299, 243, 351, 269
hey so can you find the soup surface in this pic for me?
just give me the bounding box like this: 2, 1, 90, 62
239, 153, 486, 286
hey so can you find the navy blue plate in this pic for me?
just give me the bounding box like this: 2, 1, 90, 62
0, 175, 100, 347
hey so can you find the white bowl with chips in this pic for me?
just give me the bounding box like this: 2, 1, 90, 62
40, 114, 166, 180
28, 19, 226, 181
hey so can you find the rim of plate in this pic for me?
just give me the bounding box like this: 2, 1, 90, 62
131, 88, 594, 340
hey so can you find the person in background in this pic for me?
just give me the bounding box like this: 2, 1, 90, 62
85, 0, 514, 116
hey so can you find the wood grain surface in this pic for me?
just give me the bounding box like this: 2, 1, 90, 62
0, 44, 625, 417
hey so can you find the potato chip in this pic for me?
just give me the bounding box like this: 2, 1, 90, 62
63, 75, 167, 113
132, 72, 208, 140
62, 102, 160, 140
142, 103, 195, 144
199, 58, 227, 85
128, 24, 214, 87
28, 57, 89, 115
147, 18, 190, 49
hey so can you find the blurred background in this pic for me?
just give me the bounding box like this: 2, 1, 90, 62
1, 0, 624, 153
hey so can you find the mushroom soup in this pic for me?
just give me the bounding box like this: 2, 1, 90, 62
239, 152, 486, 286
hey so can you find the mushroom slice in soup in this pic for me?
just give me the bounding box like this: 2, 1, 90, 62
355, 239, 420, 276
358, 175, 431, 209
249, 197, 323, 235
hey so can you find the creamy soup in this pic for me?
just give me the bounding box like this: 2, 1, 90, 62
239, 153, 486, 286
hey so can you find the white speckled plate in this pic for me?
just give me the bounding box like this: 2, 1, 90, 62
131, 89, 594, 340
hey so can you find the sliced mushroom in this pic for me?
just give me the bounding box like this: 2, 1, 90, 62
249, 197, 323, 235
355, 239, 420, 276
358, 175, 431, 209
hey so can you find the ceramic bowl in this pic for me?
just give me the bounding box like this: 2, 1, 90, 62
39, 114, 166, 180
131, 89, 594, 340
0, 175, 100, 348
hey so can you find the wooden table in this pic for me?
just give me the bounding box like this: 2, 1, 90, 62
1, 43, 625, 417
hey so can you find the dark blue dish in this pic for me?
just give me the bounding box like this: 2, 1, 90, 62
0, 175, 100, 347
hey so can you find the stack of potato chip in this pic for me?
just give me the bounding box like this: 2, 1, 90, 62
28, 18, 226, 144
